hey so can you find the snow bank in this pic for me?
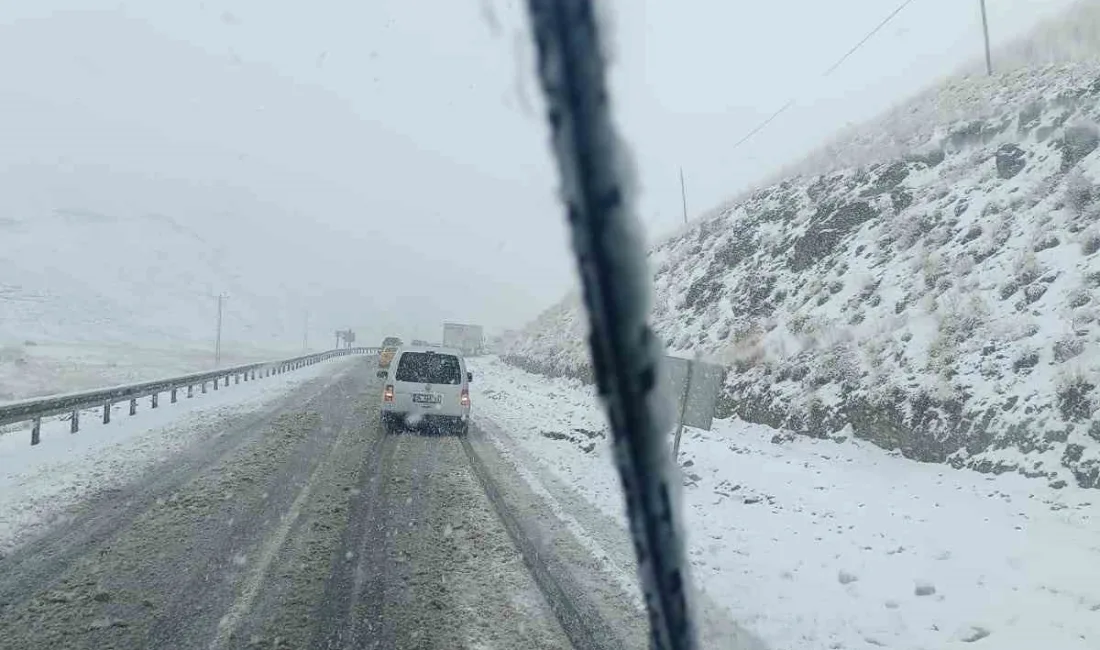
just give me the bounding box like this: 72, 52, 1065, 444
0, 341, 286, 403
0, 355, 358, 554
469, 356, 1100, 650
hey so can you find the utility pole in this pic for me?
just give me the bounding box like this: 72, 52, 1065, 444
679, 167, 688, 225
979, 0, 992, 76
214, 293, 227, 368
302, 311, 309, 354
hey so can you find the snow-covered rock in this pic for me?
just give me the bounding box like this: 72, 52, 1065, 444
505, 43, 1100, 488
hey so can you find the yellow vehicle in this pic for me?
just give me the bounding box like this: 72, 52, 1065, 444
378, 337, 402, 369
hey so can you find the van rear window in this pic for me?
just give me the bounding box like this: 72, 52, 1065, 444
394, 352, 461, 384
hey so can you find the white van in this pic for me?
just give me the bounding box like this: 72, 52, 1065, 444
378, 346, 472, 435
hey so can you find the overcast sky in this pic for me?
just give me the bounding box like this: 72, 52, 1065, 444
0, 0, 1082, 344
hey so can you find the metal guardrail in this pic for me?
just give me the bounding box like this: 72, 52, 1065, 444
0, 347, 379, 446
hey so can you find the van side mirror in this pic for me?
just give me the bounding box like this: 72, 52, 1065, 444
377, 370, 388, 379
467, 372, 474, 383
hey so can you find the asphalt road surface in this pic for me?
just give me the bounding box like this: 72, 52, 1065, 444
0, 356, 768, 650
0, 358, 611, 650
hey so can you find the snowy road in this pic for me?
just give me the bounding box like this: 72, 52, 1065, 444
0, 358, 655, 649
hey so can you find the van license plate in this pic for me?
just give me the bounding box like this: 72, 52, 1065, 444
413, 393, 442, 404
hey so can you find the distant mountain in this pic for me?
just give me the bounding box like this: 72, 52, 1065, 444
0, 169, 306, 346
0, 9, 567, 349
0, 11, 444, 349
504, 6, 1100, 489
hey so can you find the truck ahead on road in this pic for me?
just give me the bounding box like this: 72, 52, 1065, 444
442, 322, 484, 357
378, 336, 403, 369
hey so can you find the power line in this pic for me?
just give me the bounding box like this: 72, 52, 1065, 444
731, 0, 919, 152
822, 0, 920, 78
731, 98, 797, 150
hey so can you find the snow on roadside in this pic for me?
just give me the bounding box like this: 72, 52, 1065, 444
474, 416, 645, 612
0, 355, 360, 555
469, 356, 1100, 650
0, 341, 302, 403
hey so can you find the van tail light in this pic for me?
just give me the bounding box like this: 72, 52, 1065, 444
460, 388, 470, 407
383, 385, 395, 402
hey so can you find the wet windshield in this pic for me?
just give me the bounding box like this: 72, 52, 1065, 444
0, 1, 1098, 649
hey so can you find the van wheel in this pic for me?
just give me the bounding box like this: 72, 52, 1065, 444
381, 414, 396, 435
455, 420, 469, 437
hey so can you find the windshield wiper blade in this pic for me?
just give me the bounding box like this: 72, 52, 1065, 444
523, 2, 698, 648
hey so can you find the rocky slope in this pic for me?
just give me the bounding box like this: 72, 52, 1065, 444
504, 57, 1100, 488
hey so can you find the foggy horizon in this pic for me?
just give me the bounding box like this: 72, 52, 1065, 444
0, 0, 1082, 347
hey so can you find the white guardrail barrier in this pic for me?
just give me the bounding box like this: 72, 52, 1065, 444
0, 347, 379, 446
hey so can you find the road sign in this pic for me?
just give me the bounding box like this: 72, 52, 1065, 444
661, 354, 726, 456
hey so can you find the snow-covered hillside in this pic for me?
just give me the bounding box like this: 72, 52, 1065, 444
505, 54, 1100, 487
0, 11, 404, 355
0, 167, 310, 347
785, 0, 1100, 180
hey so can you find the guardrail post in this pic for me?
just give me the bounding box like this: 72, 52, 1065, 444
103, 401, 111, 424
234, 374, 240, 385
70, 410, 80, 433
201, 381, 207, 394
213, 376, 219, 391
129, 398, 137, 416
171, 387, 178, 403
31, 417, 41, 445
225, 375, 230, 387
151, 393, 159, 409
251, 370, 256, 380
188, 385, 194, 398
